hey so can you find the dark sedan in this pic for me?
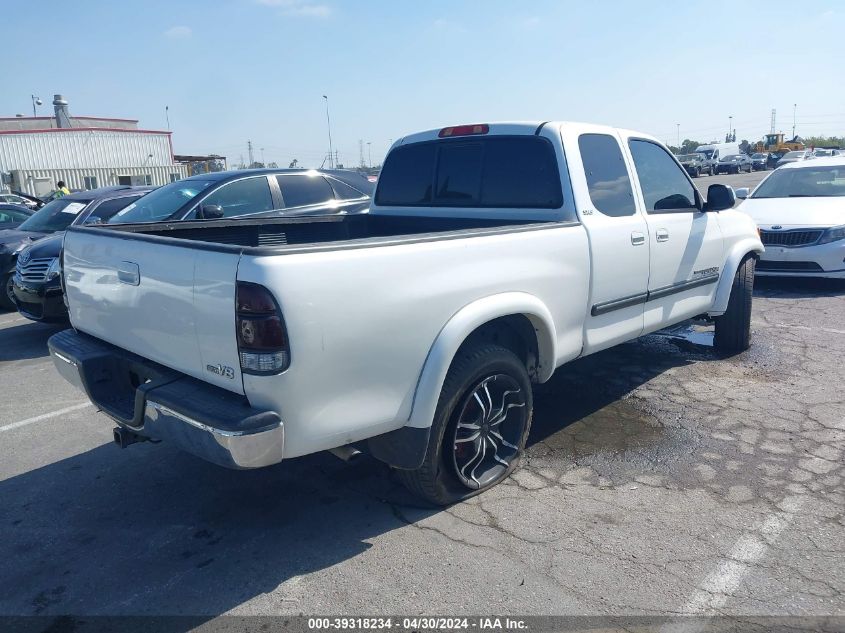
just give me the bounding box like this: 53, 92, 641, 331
106, 168, 372, 224
750, 153, 770, 171
0, 204, 34, 230
715, 154, 753, 174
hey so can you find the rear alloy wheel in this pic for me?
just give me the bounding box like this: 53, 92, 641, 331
1, 272, 16, 311
397, 343, 533, 505
451, 373, 526, 489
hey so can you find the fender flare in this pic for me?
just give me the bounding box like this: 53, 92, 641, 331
409, 292, 557, 429
367, 292, 557, 469
709, 238, 764, 316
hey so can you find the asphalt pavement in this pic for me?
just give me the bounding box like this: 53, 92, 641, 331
1, 173, 842, 623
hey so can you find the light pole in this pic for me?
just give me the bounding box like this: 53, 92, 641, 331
322, 95, 334, 169
676, 123, 680, 149
367, 142, 372, 168
728, 115, 733, 141
792, 103, 797, 138
31, 95, 42, 117
261, 147, 265, 165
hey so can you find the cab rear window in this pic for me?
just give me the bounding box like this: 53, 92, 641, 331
376, 136, 563, 209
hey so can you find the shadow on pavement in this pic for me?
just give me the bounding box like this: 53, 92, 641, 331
0, 330, 708, 618
0, 321, 66, 362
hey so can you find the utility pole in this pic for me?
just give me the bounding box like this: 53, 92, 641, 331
239, 153, 244, 169
322, 95, 334, 169
247, 140, 254, 167
728, 116, 732, 142
367, 142, 372, 168
770, 109, 776, 134
676, 123, 680, 149
260, 147, 265, 165
165, 105, 170, 131
359, 140, 365, 168
792, 103, 797, 138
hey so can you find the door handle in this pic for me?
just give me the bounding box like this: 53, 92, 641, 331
656, 229, 670, 242
631, 232, 645, 246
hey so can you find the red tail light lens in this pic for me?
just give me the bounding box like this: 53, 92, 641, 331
439, 124, 489, 138
236, 282, 290, 373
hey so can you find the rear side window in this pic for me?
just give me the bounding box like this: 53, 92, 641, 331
375, 136, 562, 209
277, 175, 335, 208
202, 177, 274, 218
628, 139, 697, 212
578, 133, 636, 217
328, 177, 367, 200
87, 195, 143, 223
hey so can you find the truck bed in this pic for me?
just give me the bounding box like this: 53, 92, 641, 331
80, 213, 554, 253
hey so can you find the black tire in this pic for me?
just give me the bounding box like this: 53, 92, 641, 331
714, 257, 754, 355
694, 167, 700, 178
1, 271, 16, 311
396, 343, 533, 505
709, 166, 715, 176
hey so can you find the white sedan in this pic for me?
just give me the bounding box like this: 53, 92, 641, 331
737, 157, 845, 278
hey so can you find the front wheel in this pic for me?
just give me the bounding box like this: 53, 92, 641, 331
1, 272, 16, 311
714, 257, 755, 355
396, 343, 533, 505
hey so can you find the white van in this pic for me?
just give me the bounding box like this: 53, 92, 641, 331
695, 142, 741, 175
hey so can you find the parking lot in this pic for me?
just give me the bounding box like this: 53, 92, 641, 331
1, 171, 843, 622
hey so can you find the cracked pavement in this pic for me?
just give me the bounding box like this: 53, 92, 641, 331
0, 274, 843, 620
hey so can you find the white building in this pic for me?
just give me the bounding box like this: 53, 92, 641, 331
0, 95, 187, 197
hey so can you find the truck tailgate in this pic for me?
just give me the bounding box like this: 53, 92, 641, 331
62, 228, 245, 395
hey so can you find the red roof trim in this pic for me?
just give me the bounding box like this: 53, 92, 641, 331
0, 127, 171, 136
0, 115, 139, 123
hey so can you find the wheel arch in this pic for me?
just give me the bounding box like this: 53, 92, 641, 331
409, 292, 556, 429
367, 292, 555, 470
708, 240, 763, 316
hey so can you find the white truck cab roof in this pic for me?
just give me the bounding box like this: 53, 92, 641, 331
393, 121, 661, 147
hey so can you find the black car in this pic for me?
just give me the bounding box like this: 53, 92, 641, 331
750, 153, 770, 171
676, 153, 711, 177
0, 204, 34, 230
715, 154, 753, 174
2, 186, 153, 313
104, 168, 372, 225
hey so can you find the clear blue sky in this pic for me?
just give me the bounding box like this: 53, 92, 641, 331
5, 0, 844, 167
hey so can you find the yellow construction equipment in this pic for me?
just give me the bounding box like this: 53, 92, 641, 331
755, 133, 804, 154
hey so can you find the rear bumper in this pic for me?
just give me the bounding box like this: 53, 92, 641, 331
48, 329, 284, 469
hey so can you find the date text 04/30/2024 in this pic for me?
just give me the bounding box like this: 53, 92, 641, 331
307, 617, 528, 630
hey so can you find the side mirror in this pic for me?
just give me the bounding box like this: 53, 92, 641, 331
735, 187, 750, 200
82, 215, 103, 225
704, 184, 736, 211
198, 204, 224, 220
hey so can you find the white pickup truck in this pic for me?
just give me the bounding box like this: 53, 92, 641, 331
49, 121, 763, 504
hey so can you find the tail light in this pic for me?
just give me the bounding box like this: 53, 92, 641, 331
236, 282, 290, 374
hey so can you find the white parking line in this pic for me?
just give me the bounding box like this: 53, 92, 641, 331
661, 496, 805, 632
0, 402, 93, 433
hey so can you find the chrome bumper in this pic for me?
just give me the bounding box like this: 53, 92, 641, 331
49, 329, 284, 469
